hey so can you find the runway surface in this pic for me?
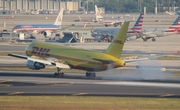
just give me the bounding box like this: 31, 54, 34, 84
0, 70, 180, 97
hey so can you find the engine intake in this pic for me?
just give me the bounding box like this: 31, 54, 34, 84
27, 60, 45, 70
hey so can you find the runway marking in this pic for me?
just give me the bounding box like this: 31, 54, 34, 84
35, 82, 74, 86
72, 92, 88, 96
0, 84, 12, 87
8, 92, 24, 95
159, 94, 175, 97
0, 80, 12, 83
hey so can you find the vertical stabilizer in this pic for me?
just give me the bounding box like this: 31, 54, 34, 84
166, 15, 180, 32
54, 8, 64, 26
95, 5, 103, 21
105, 22, 130, 58
130, 13, 144, 31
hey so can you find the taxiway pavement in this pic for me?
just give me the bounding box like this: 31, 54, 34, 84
0, 34, 180, 52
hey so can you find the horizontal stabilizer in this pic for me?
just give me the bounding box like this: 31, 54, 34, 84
93, 58, 113, 64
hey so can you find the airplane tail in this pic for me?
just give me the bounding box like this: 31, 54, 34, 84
165, 15, 180, 32
54, 8, 64, 26
95, 5, 103, 21
105, 22, 130, 58
130, 13, 144, 31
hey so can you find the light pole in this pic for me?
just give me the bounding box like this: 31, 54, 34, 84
86, 0, 88, 13
155, 0, 157, 14
138, 0, 142, 12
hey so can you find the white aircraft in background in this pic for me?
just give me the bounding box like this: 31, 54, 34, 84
140, 15, 180, 41
95, 5, 125, 27
91, 13, 144, 42
13, 8, 64, 37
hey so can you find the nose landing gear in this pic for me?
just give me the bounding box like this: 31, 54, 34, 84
54, 67, 64, 77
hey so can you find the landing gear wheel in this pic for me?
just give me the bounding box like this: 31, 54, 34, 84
152, 38, 156, 41
54, 68, 64, 78
86, 72, 90, 77
59, 72, 64, 77
86, 72, 96, 78
91, 73, 96, 77
54, 72, 59, 77
143, 38, 147, 42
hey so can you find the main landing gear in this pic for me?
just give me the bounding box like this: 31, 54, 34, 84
86, 71, 96, 77
54, 68, 96, 78
54, 67, 64, 77
152, 37, 156, 41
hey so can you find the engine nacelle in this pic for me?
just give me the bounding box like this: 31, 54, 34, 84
126, 35, 138, 41
32, 30, 38, 34
26, 60, 45, 70
94, 36, 103, 42
42, 31, 52, 37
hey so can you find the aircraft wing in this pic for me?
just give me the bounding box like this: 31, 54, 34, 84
140, 31, 157, 37
141, 33, 157, 37
8, 54, 28, 59
124, 54, 174, 63
8, 54, 70, 69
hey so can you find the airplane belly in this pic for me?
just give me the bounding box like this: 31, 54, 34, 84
69, 60, 107, 71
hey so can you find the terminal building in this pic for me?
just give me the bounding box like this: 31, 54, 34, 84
0, 0, 86, 13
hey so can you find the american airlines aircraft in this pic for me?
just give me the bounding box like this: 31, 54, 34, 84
91, 13, 144, 42
95, 5, 125, 27
140, 15, 180, 41
92, 14, 180, 42
13, 8, 64, 37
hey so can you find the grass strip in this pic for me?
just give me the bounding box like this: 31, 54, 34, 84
0, 96, 180, 110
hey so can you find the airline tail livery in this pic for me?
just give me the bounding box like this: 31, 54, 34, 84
95, 5, 103, 22
13, 8, 64, 33
54, 8, 64, 26
130, 13, 144, 31
9, 22, 149, 78
165, 15, 180, 32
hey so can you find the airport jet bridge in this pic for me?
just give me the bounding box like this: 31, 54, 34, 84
59, 31, 94, 43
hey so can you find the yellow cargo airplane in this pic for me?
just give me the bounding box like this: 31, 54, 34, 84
8, 22, 148, 77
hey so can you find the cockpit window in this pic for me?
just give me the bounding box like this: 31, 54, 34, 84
13, 25, 22, 29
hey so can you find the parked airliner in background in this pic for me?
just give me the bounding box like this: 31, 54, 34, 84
91, 13, 144, 42
95, 5, 125, 27
140, 15, 180, 41
13, 8, 64, 37
9, 22, 151, 78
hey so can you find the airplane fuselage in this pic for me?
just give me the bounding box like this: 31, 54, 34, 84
91, 28, 140, 40
100, 18, 124, 25
13, 24, 61, 33
25, 42, 125, 71
142, 30, 177, 37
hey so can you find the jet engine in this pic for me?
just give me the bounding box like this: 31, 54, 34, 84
126, 35, 139, 41
32, 30, 38, 34
94, 36, 103, 42
41, 31, 52, 37
26, 60, 45, 70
